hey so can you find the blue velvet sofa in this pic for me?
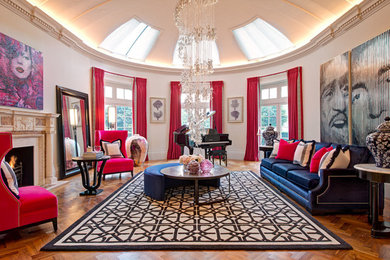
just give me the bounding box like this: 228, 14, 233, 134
260, 142, 383, 215
144, 163, 220, 201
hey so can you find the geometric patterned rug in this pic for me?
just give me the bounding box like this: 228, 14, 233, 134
41, 171, 351, 251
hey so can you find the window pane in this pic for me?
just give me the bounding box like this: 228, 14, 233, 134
117, 88, 124, 99
261, 89, 269, 100
281, 86, 288, 97
270, 87, 277, 99
124, 89, 132, 100
105, 86, 112, 98
104, 105, 109, 129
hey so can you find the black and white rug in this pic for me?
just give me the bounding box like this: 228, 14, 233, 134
42, 171, 351, 251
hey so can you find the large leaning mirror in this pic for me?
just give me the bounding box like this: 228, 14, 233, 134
56, 86, 91, 179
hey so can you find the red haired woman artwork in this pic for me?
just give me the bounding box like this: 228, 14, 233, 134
0, 32, 43, 110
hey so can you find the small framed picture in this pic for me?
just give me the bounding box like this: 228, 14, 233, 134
227, 97, 243, 123
150, 97, 166, 123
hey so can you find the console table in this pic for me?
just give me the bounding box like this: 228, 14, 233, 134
354, 163, 390, 238
72, 156, 110, 196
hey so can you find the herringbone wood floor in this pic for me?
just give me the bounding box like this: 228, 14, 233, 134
1, 160, 390, 260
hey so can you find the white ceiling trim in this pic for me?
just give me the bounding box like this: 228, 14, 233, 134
1, 0, 389, 74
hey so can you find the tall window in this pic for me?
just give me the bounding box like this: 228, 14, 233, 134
104, 81, 133, 136
259, 79, 288, 144
181, 93, 210, 128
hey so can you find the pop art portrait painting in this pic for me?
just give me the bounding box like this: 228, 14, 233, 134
0, 32, 43, 110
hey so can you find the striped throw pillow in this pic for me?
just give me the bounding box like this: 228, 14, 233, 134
269, 140, 280, 159
318, 146, 350, 176
293, 141, 315, 167
100, 139, 124, 158
1, 159, 19, 198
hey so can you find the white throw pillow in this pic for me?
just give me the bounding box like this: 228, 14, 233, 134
293, 141, 315, 167
269, 140, 279, 159
318, 146, 350, 176
101, 140, 124, 158
1, 159, 19, 198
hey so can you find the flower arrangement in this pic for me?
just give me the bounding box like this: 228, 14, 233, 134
179, 154, 204, 165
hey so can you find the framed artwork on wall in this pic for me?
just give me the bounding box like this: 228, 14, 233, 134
150, 97, 166, 123
319, 29, 390, 146
320, 52, 350, 145
227, 97, 243, 123
351, 30, 390, 146
0, 32, 43, 110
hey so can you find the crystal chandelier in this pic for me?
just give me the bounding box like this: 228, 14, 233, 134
174, 0, 218, 144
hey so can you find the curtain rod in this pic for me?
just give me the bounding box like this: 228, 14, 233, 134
103, 69, 135, 79
259, 70, 288, 79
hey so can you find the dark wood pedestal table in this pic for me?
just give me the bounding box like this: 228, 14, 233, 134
259, 145, 273, 158
161, 165, 230, 205
72, 156, 110, 196
354, 163, 390, 238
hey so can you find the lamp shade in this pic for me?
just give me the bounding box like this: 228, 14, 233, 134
69, 108, 78, 126
108, 106, 116, 124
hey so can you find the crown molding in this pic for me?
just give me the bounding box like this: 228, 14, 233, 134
0, 0, 388, 74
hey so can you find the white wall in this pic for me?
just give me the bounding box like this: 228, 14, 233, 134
1, 3, 390, 190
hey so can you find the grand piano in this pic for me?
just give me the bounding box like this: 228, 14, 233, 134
174, 125, 232, 158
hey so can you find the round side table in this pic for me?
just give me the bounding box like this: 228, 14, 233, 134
354, 163, 390, 238
72, 156, 110, 196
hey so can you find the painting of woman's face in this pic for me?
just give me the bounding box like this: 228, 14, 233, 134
11, 49, 32, 79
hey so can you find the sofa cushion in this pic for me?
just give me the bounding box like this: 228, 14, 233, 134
348, 145, 371, 168
293, 141, 315, 167
314, 142, 331, 152
275, 140, 299, 161
287, 170, 320, 190
261, 158, 290, 170
310, 147, 333, 173
272, 163, 307, 178
319, 146, 350, 176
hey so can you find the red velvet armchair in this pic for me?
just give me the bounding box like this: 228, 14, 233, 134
0, 133, 58, 233
95, 130, 134, 179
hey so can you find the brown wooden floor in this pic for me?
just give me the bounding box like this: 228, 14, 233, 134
1, 160, 390, 260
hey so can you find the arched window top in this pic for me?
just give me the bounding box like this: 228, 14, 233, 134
99, 18, 159, 61
233, 18, 294, 60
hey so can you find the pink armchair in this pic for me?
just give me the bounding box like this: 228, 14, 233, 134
95, 130, 134, 179
0, 133, 58, 233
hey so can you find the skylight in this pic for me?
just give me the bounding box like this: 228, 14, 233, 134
99, 18, 160, 61
172, 41, 221, 67
233, 18, 294, 60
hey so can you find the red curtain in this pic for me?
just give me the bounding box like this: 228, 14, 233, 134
133, 77, 148, 160
80, 99, 87, 151
62, 95, 70, 138
92, 67, 105, 131
244, 77, 259, 161
287, 67, 304, 140
167, 81, 182, 159
211, 81, 223, 133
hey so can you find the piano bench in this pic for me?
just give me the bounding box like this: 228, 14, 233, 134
208, 150, 227, 166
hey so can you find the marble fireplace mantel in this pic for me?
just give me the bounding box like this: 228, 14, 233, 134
0, 107, 59, 186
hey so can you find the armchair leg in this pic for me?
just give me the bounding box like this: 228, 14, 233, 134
120, 173, 122, 179
52, 218, 58, 232
103, 175, 106, 180
131, 170, 134, 178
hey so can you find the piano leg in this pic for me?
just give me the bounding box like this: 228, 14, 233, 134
189, 147, 194, 155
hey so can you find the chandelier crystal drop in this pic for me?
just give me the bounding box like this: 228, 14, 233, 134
174, 0, 218, 145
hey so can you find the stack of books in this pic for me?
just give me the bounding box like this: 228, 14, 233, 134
82, 151, 104, 159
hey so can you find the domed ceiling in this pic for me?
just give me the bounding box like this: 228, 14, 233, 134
26, 0, 363, 68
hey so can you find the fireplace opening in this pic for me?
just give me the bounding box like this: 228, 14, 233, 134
5, 146, 34, 187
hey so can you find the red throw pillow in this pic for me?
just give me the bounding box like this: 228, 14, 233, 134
275, 139, 299, 161
310, 147, 333, 173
